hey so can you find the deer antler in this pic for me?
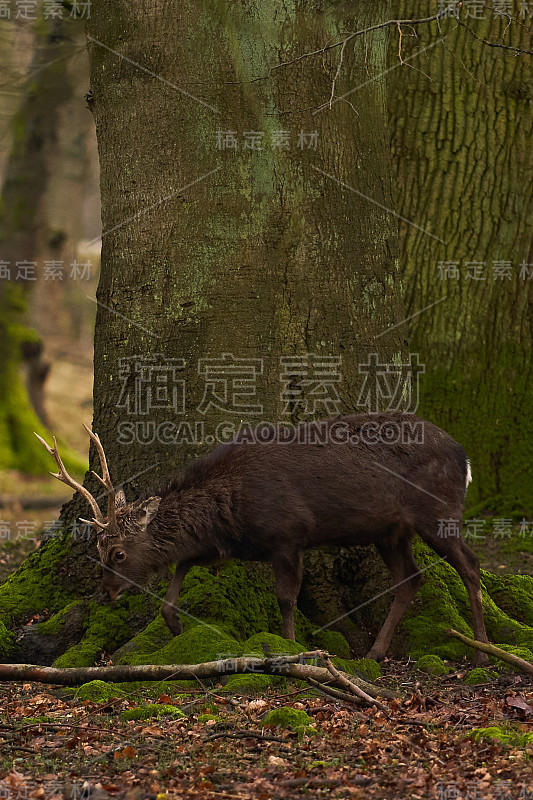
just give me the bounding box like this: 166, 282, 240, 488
34, 432, 104, 525
82, 423, 118, 524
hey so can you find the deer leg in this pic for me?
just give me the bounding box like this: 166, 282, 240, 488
366, 538, 422, 661
272, 550, 304, 640
427, 534, 489, 665
161, 563, 190, 636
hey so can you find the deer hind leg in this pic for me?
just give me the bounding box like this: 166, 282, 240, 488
366, 537, 422, 661
272, 549, 304, 641
425, 531, 489, 665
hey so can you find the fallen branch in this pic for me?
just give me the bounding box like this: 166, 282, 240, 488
322, 654, 387, 711
0, 650, 397, 704
447, 630, 533, 676
306, 676, 364, 706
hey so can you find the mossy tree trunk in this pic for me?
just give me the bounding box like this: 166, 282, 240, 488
388, 3, 533, 516
83, 0, 407, 650
0, 16, 76, 472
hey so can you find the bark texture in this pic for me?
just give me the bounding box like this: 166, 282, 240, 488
388, 4, 533, 515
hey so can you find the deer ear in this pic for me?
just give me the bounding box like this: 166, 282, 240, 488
139, 497, 161, 528
115, 489, 126, 508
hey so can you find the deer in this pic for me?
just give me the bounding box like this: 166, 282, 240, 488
35, 413, 489, 663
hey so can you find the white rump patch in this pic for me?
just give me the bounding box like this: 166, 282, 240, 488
466, 459, 472, 487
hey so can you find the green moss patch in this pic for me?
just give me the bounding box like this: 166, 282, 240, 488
121, 704, 184, 722
118, 623, 241, 668
241, 632, 306, 657
417, 655, 448, 676
37, 599, 83, 635
0, 532, 76, 626
76, 680, 127, 702
464, 668, 495, 685
0, 620, 14, 659
264, 706, 316, 735
491, 644, 533, 672
404, 541, 533, 660
176, 562, 283, 642
352, 658, 382, 681
113, 613, 173, 665
311, 630, 350, 658
53, 595, 149, 668
481, 574, 533, 628
471, 725, 533, 748
224, 673, 282, 694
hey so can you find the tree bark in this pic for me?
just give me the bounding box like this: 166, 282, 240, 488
388, 3, 533, 515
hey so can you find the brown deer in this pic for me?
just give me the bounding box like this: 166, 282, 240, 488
36, 413, 489, 662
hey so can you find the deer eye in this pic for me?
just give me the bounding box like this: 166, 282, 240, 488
114, 550, 126, 562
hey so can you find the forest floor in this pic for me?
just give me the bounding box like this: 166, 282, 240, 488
0, 661, 532, 800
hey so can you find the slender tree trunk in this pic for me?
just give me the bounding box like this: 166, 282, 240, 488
0, 17, 73, 472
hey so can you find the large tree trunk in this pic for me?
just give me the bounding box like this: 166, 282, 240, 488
388, 3, 533, 516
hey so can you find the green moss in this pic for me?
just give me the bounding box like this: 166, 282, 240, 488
76, 680, 127, 702
119, 623, 241, 667
0, 532, 76, 626
197, 713, 220, 723
352, 658, 382, 681
113, 614, 173, 664
264, 706, 315, 734
404, 540, 533, 660
224, 673, 282, 694
54, 640, 104, 669
464, 668, 494, 685
0, 286, 86, 474
417, 655, 449, 676
404, 541, 479, 659
112, 681, 187, 695
481, 574, 533, 628
38, 600, 82, 635
0, 621, 14, 659
53, 594, 149, 668
121, 704, 185, 721
174, 562, 285, 642
471, 725, 533, 748
491, 644, 533, 672
241, 632, 306, 657
312, 630, 350, 658
331, 657, 361, 676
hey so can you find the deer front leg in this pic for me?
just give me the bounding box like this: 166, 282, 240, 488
161, 563, 190, 636
272, 550, 304, 641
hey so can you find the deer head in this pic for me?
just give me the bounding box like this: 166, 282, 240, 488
35, 426, 161, 599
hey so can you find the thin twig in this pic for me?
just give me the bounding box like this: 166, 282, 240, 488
457, 18, 533, 55
271, 6, 458, 73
